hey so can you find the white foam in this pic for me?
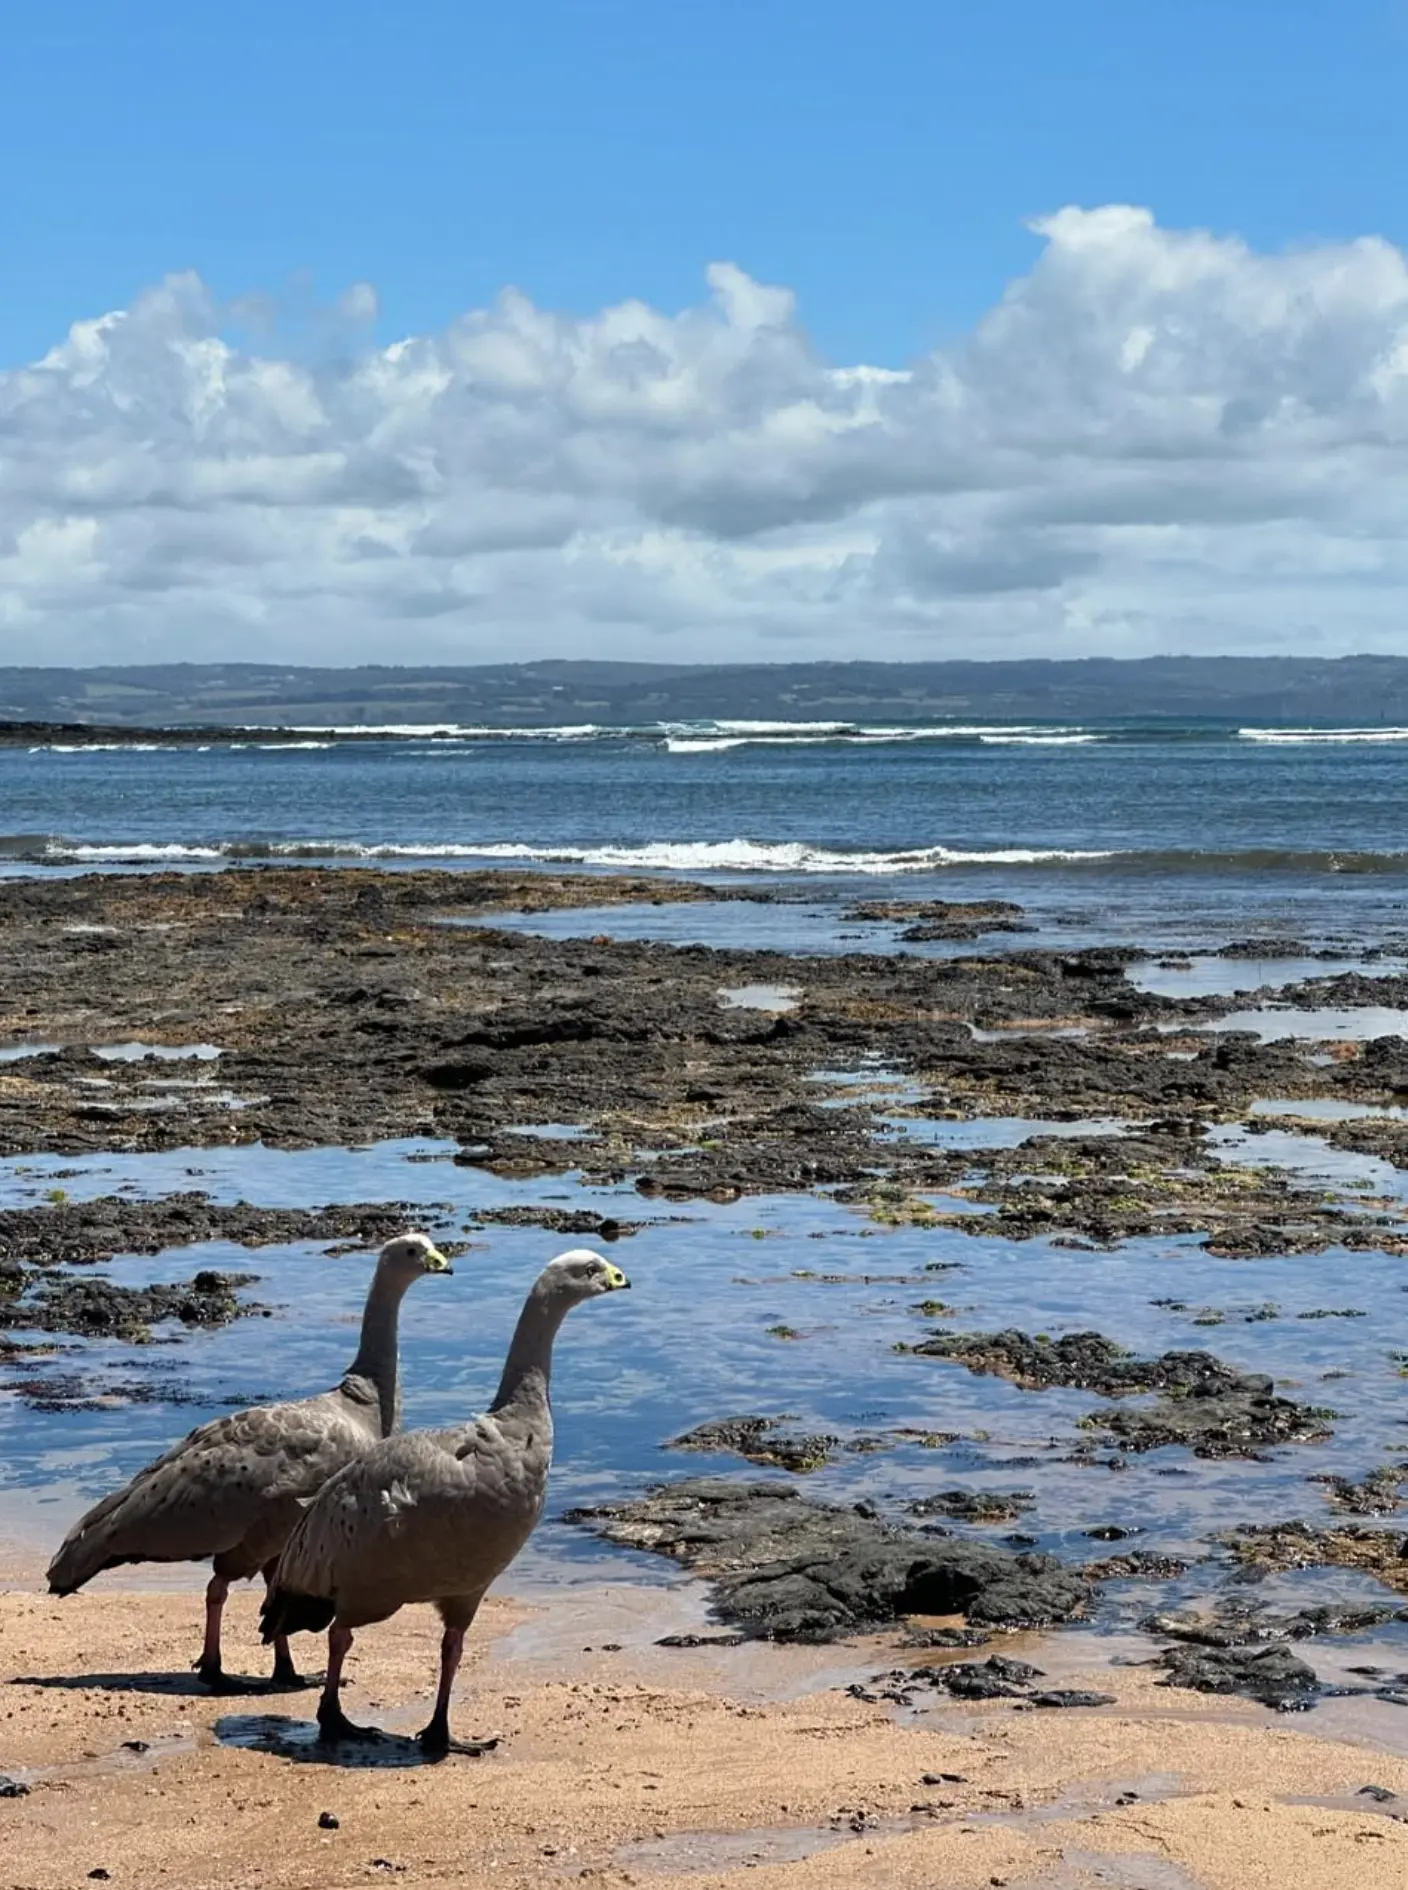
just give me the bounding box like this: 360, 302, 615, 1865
977, 733, 1102, 746
50, 842, 227, 863
337, 838, 1112, 872
38, 834, 1113, 873
685, 719, 855, 734
1238, 727, 1408, 744
276, 722, 607, 739
660, 722, 1099, 753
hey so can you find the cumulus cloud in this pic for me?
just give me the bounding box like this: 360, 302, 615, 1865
4, 207, 1408, 663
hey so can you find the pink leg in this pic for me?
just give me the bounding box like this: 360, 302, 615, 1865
316, 1624, 380, 1742
194, 1572, 230, 1685
262, 1570, 313, 1690
417, 1626, 465, 1753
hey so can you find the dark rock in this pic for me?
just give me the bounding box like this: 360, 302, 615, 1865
0, 1776, 29, 1798
924, 1660, 1032, 1701
319, 1812, 340, 1829
1156, 1643, 1321, 1711
1220, 1521, 1408, 1595
654, 1633, 747, 1648
1030, 1690, 1115, 1708
911, 1327, 1333, 1459
913, 1328, 1260, 1398
667, 1415, 839, 1473
1359, 1785, 1398, 1803
900, 1626, 992, 1650
1313, 1466, 1408, 1515
845, 900, 1028, 942
0, 1270, 262, 1341
565, 1479, 1091, 1643
466, 1207, 636, 1240
907, 1490, 1035, 1525
0, 1195, 445, 1268
1082, 1551, 1190, 1581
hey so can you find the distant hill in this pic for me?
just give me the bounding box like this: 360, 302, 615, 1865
4, 657, 1408, 728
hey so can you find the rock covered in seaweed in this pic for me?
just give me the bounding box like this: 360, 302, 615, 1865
565, 1477, 1091, 1642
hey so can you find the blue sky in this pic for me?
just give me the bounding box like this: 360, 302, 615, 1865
4, 0, 1408, 665
3, 0, 1405, 368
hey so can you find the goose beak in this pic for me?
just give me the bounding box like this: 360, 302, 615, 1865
604, 1263, 630, 1290
424, 1246, 453, 1275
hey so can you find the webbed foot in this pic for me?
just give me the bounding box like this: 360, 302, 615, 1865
194, 1658, 257, 1696
265, 1654, 318, 1693
316, 1698, 384, 1744
415, 1716, 499, 1760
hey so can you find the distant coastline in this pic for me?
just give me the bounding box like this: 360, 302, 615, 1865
8, 653, 1408, 729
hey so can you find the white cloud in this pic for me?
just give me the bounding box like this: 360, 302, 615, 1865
4, 207, 1408, 664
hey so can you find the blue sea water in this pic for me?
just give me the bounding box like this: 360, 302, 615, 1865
4, 717, 1408, 947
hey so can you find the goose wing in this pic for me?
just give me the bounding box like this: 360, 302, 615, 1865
47, 1391, 374, 1592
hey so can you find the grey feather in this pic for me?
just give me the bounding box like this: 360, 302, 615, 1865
265, 1250, 630, 1649
47, 1232, 451, 1596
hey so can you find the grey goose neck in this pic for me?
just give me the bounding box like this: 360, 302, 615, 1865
340, 1263, 414, 1436
489, 1276, 576, 1420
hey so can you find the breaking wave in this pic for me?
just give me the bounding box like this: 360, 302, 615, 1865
1238, 727, 1408, 744
8, 834, 1408, 877
12, 836, 1110, 872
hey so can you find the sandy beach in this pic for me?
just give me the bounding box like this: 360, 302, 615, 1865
3, 1539, 1407, 1890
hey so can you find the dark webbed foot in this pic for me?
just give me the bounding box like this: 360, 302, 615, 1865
265, 1653, 318, 1693
415, 1716, 499, 1760
194, 1658, 257, 1696
316, 1698, 384, 1744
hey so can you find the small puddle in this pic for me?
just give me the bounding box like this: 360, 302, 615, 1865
719, 983, 802, 1013
615, 1818, 910, 1875
891, 1116, 1135, 1151
1038, 1852, 1207, 1889
0, 1041, 224, 1065
1211, 1122, 1408, 1198
615, 1774, 1195, 1879
1252, 1098, 1408, 1123
0, 1728, 194, 1792
93, 1043, 224, 1063
969, 1023, 1094, 1042
1199, 1008, 1408, 1042
215, 1712, 458, 1769
1131, 958, 1376, 1000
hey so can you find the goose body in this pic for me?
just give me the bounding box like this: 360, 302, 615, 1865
47, 1231, 451, 1690
262, 1247, 629, 1750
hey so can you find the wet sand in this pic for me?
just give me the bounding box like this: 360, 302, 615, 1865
3, 1546, 1406, 1890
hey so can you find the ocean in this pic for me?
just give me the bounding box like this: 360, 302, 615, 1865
4, 717, 1408, 951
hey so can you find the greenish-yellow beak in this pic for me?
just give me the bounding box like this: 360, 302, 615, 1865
424, 1246, 453, 1275
604, 1263, 630, 1290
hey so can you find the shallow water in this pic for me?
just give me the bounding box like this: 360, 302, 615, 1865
1130, 957, 1382, 999
1204, 1006, 1408, 1042
718, 982, 802, 1012
6, 1133, 1408, 1650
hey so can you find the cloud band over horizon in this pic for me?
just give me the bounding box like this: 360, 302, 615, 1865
4, 206, 1408, 666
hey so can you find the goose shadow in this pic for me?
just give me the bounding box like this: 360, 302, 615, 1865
12, 1669, 319, 1699
216, 1713, 498, 1769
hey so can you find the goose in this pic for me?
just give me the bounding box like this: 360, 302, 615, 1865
261, 1248, 629, 1751
47, 1231, 451, 1691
